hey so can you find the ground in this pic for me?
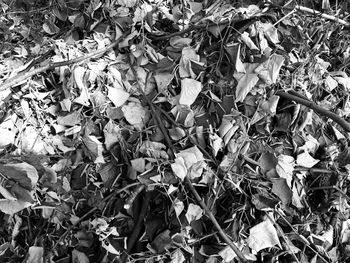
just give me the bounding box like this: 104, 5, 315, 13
0, 0, 350, 262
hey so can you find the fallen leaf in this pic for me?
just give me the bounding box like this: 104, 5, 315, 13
26, 246, 44, 263
0, 199, 32, 214
171, 249, 186, 263
73, 66, 90, 106
240, 32, 259, 50
296, 152, 319, 168
121, 101, 148, 130
179, 78, 202, 106
185, 203, 203, 224
107, 86, 129, 107
83, 135, 105, 163
103, 120, 122, 150
235, 73, 259, 102
72, 249, 89, 263
247, 220, 281, 253
173, 198, 184, 217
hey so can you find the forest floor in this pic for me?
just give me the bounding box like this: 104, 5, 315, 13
1, 0, 350, 262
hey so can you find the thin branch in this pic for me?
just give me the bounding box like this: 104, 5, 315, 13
136, 71, 247, 262
276, 90, 350, 132
150, 17, 257, 41
0, 30, 131, 92
295, 5, 350, 27
184, 176, 248, 263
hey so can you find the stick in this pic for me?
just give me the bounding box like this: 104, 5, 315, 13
295, 5, 350, 27
121, 192, 151, 263
134, 70, 247, 262
184, 177, 248, 262
151, 17, 257, 41
276, 90, 350, 132
0, 30, 131, 92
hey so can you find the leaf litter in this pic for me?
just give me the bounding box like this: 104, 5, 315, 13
1, 0, 350, 262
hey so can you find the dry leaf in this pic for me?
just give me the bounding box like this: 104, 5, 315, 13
121, 101, 148, 130
235, 73, 259, 102
107, 86, 129, 107
185, 203, 203, 224
83, 135, 105, 163
247, 220, 281, 253
179, 78, 202, 106
26, 246, 44, 263
72, 249, 89, 263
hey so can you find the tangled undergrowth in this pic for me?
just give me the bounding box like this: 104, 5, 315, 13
1, 0, 350, 262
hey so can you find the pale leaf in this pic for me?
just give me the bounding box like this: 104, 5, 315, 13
139, 141, 168, 159
72, 249, 89, 263
0, 128, 15, 148
171, 249, 186, 263
107, 86, 129, 107
324, 76, 338, 92
26, 246, 44, 263
179, 78, 202, 106
101, 239, 120, 254
73, 66, 90, 106
257, 54, 285, 84
218, 116, 235, 138
103, 120, 122, 150
218, 246, 237, 262
185, 203, 203, 224
131, 158, 145, 173
178, 146, 204, 164
179, 47, 200, 78
235, 73, 259, 102
209, 132, 223, 157
171, 157, 187, 181
4, 162, 39, 186
247, 220, 281, 253
173, 198, 184, 217
296, 152, 319, 168
154, 72, 173, 93
82, 135, 105, 163
0, 199, 32, 214
240, 32, 259, 50
121, 101, 148, 130
276, 155, 295, 186
169, 37, 192, 49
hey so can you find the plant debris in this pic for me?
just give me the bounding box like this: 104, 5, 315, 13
1, 0, 350, 262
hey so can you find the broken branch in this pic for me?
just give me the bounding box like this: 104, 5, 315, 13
295, 5, 350, 28
276, 90, 350, 132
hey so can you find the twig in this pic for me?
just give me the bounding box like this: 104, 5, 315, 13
151, 17, 257, 41
273, 9, 296, 26
295, 5, 350, 27
0, 30, 131, 92
135, 70, 247, 262
184, 177, 248, 262
264, 212, 300, 263
276, 90, 350, 132
130, 69, 176, 158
